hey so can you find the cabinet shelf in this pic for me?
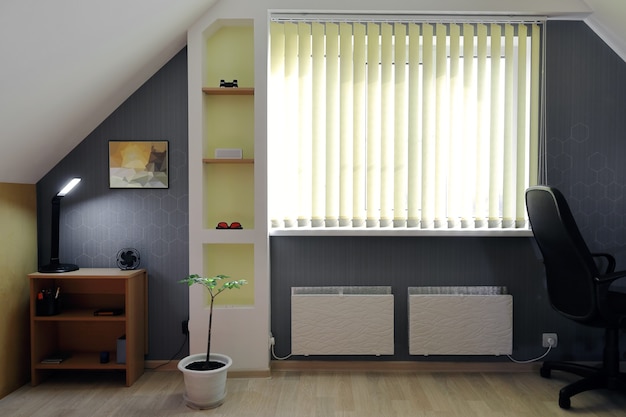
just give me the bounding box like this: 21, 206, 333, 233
33, 309, 126, 321
35, 352, 126, 370
202, 87, 254, 95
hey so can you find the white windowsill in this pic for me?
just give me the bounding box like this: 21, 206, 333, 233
270, 227, 534, 237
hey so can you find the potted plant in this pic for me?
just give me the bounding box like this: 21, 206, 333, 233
177, 274, 247, 409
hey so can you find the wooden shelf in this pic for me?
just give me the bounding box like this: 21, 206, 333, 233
202, 87, 254, 95
35, 352, 127, 370
32, 309, 126, 321
203, 158, 254, 164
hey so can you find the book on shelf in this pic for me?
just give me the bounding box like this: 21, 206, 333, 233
93, 308, 124, 316
41, 352, 71, 364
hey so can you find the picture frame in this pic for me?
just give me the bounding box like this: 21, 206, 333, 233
109, 141, 169, 189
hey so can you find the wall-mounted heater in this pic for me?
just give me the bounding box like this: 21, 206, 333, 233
291, 286, 394, 356
408, 286, 512, 356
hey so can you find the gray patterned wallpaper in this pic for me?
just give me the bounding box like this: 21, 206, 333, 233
546, 21, 626, 263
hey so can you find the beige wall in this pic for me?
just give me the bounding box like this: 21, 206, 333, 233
0, 183, 37, 398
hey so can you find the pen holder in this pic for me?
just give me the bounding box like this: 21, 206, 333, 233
37, 295, 60, 316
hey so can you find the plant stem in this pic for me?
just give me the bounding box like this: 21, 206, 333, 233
205, 292, 214, 369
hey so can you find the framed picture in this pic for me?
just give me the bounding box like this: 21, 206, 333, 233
109, 141, 169, 189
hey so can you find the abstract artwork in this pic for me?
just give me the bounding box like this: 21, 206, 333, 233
109, 141, 169, 188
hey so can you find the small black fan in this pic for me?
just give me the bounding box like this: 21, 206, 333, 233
116, 248, 140, 270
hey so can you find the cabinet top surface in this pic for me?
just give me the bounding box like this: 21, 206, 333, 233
29, 268, 146, 279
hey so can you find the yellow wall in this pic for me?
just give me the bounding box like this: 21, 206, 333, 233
0, 183, 37, 398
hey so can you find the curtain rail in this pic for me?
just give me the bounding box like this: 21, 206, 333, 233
270, 13, 546, 25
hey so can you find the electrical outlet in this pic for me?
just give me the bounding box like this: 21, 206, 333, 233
542, 333, 558, 348
182, 319, 189, 335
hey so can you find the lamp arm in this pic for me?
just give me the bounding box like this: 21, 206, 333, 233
49, 196, 62, 265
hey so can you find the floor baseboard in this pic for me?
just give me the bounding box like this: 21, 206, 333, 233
146, 359, 545, 375
147, 358, 626, 376
270, 360, 540, 373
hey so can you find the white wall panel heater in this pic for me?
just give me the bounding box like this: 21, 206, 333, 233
291, 286, 394, 355
408, 286, 512, 356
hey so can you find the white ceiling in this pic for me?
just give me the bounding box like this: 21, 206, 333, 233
0, 0, 625, 184
0, 0, 218, 184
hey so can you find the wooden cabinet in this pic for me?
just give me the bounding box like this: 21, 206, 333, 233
29, 268, 147, 386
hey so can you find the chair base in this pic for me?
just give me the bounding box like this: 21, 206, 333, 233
540, 361, 626, 409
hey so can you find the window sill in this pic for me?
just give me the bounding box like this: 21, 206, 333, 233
270, 228, 533, 237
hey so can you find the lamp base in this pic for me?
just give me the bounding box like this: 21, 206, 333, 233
38, 263, 79, 273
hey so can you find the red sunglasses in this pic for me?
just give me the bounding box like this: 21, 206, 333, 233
216, 221, 243, 229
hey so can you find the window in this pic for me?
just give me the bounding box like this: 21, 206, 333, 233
268, 16, 544, 232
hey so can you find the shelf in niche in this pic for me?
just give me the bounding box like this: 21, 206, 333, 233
203, 158, 254, 164
201, 229, 256, 244
202, 87, 254, 95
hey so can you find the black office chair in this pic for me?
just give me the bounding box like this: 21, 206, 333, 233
525, 185, 626, 409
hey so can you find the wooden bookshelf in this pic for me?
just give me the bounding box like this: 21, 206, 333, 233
29, 268, 147, 386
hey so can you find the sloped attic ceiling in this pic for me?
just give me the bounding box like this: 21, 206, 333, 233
583, 0, 626, 63
0, 0, 218, 184
1, 0, 625, 184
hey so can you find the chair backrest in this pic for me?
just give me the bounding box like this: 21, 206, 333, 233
525, 186, 599, 323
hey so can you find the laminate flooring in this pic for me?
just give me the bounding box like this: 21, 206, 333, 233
0, 368, 625, 417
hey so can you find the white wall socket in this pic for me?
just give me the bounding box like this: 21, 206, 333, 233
542, 333, 558, 348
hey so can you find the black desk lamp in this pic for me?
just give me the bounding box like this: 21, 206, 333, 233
39, 177, 81, 273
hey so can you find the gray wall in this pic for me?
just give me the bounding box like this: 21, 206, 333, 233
271, 236, 552, 361
546, 22, 626, 256
37, 21, 626, 362
37, 48, 189, 361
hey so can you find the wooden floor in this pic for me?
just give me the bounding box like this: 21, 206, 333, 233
1, 367, 625, 416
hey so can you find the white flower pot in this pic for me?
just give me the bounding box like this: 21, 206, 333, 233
177, 353, 232, 409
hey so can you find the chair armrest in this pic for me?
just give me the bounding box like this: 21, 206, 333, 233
595, 269, 626, 285
594, 269, 626, 321
591, 252, 616, 273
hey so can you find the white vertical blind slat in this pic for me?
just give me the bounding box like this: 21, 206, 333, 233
516, 24, 529, 226
421, 23, 435, 229
393, 22, 408, 227
339, 23, 354, 226
283, 23, 299, 227
434, 23, 449, 228
380, 23, 394, 227
447, 23, 461, 228
325, 23, 340, 227
502, 24, 515, 228
474, 24, 489, 228
311, 23, 326, 227
461, 23, 476, 228
366, 23, 381, 227
352, 23, 367, 227
407, 23, 421, 228
297, 23, 312, 226
269, 22, 285, 227
529, 24, 541, 191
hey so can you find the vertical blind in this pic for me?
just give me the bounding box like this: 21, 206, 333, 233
269, 18, 544, 230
